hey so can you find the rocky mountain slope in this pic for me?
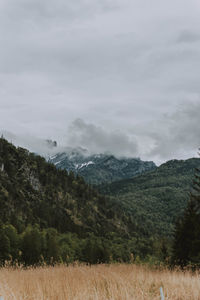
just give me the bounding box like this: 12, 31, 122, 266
0, 137, 160, 263
0, 137, 145, 237
49, 148, 156, 185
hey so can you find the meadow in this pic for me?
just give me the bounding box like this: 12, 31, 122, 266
0, 264, 199, 300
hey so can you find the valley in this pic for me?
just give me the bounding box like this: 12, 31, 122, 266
0, 137, 199, 266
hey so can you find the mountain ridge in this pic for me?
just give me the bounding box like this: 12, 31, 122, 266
49, 149, 156, 185
98, 157, 200, 237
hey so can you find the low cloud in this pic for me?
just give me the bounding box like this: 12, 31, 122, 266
66, 118, 139, 157
0, 130, 58, 158
2, 101, 200, 165
138, 101, 200, 163
1, 0, 200, 154
65, 102, 200, 163
177, 30, 200, 44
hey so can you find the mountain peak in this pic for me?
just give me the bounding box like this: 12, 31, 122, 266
49, 149, 156, 185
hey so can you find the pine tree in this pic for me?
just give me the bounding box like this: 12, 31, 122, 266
45, 228, 60, 264
21, 226, 43, 265
0, 228, 10, 264
172, 166, 200, 267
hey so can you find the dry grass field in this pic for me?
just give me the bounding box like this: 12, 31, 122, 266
0, 264, 199, 300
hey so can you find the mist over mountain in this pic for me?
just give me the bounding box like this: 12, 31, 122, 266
0, 130, 59, 158
49, 148, 156, 185
0, 129, 139, 160
1, 101, 200, 167
0, 130, 156, 185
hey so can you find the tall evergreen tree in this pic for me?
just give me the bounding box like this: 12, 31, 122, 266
0, 228, 10, 263
172, 166, 200, 267
21, 226, 43, 265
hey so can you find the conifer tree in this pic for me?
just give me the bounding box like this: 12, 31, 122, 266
172, 165, 200, 267
0, 229, 10, 263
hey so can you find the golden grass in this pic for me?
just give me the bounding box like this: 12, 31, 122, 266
0, 264, 199, 300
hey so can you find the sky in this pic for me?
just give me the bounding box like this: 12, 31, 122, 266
1, 0, 200, 164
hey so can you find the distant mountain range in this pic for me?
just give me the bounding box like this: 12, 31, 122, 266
49, 147, 156, 185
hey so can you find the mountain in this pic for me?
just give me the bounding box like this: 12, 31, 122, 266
45, 139, 57, 149
0, 137, 158, 264
0, 138, 125, 236
1, 137, 199, 265
99, 158, 200, 237
49, 148, 156, 185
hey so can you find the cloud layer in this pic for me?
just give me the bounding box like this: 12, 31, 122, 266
0, 0, 200, 162
140, 101, 200, 163
67, 118, 138, 157
64, 101, 200, 163
2, 100, 200, 164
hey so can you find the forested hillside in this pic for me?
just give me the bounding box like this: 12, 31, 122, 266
0, 138, 113, 236
99, 158, 200, 237
0, 138, 155, 265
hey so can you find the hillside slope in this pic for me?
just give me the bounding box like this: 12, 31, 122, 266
0, 137, 128, 237
0, 138, 160, 264
49, 149, 156, 185
99, 158, 200, 236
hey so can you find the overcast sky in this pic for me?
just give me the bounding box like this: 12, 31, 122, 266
1, 0, 200, 163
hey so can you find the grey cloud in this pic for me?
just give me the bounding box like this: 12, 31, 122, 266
140, 101, 200, 162
66, 119, 139, 157
177, 30, 200, 44
38, 100, 200, 164
1, 0, 119, 26
1, 0, 200, 164
0, 130, 58, 157
2, 100, 200, 166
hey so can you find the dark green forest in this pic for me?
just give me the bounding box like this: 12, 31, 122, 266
0, 137, 199, 266
99, 158, 200, 237
0, 137, 159, 265
172, 166, 200, 268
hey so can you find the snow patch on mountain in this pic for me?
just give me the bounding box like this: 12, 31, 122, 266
78, 161, 94, 169
49, 148, 156, 185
